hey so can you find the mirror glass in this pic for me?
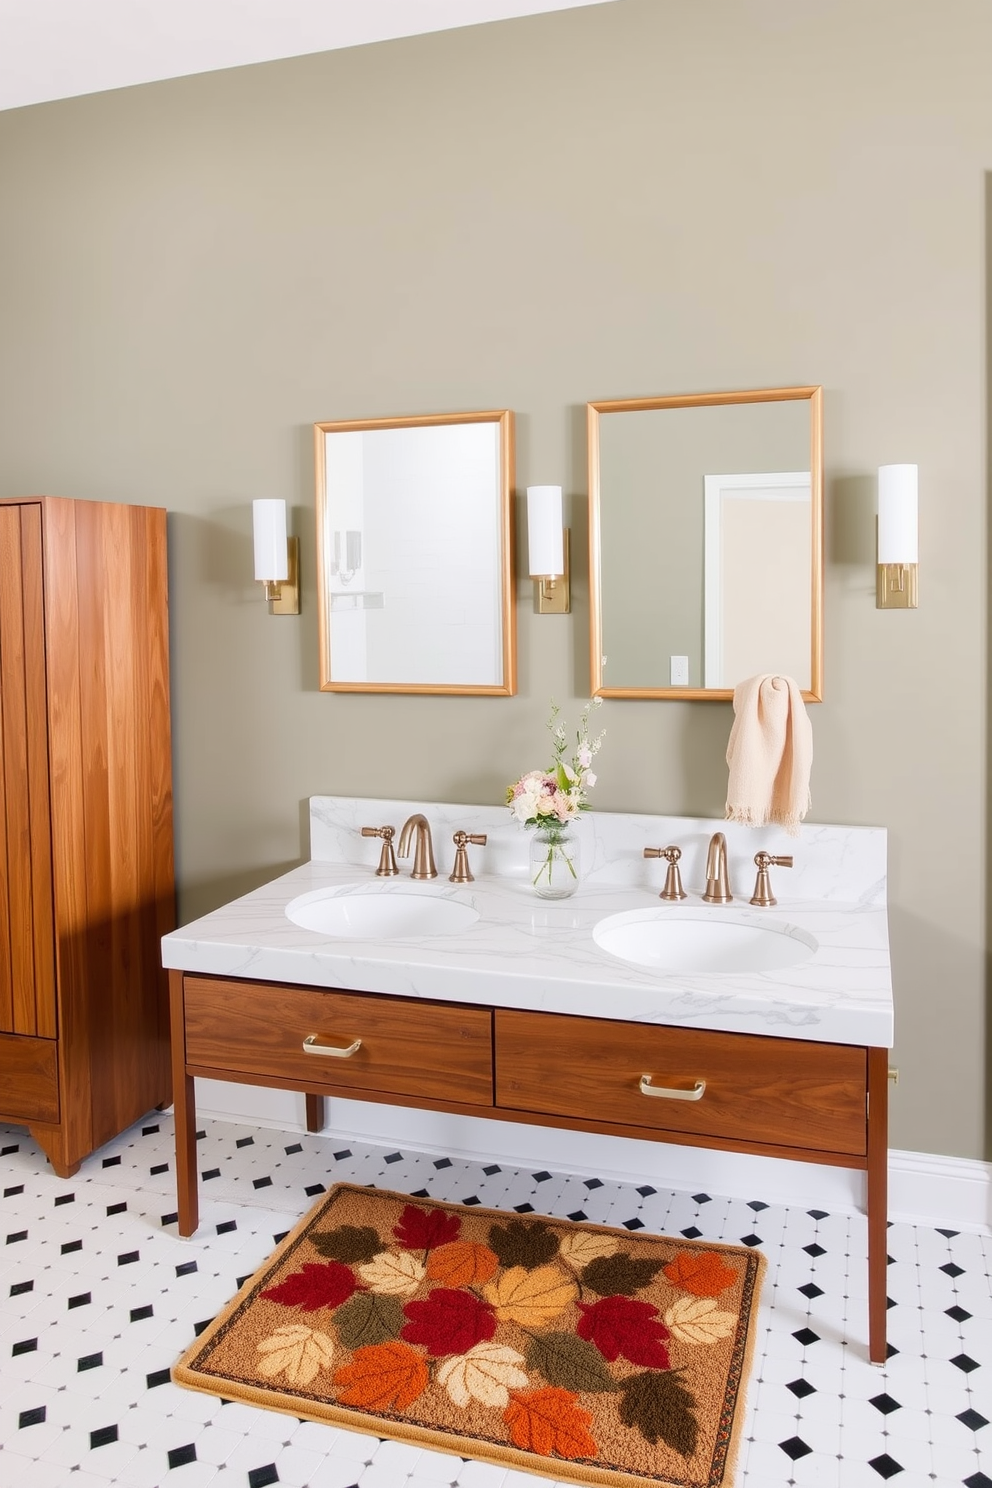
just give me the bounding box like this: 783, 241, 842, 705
314, 410, 515, 694
588, 387, 822, 700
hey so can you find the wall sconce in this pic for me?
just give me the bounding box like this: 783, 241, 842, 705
253, 499, 300, 615
526, 485, 570, 614
876, 464, 918, 609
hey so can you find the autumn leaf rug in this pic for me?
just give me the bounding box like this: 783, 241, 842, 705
173, 1183, 766, 1488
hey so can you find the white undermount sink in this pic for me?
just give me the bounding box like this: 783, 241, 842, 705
593, 907, 817, 974
286, 885, 479, 940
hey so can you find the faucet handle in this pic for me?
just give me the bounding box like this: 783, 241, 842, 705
361, 824, 399, 877
450, 831, 487, 883
644, 845, 687, 901
750, 851, 793, 907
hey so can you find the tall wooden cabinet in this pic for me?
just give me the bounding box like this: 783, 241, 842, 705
0, 496, 174, 1177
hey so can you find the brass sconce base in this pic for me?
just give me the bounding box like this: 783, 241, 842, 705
876, 562, 917, 609
265, 537, 300, 614
534, 529, 570, 614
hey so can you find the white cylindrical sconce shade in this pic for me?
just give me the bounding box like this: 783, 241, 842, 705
253, 499, 289, 582
877, 464, 918, 564
526, 486, 564, 577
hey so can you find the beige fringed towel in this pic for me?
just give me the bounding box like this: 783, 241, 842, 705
725, 674, 812, 836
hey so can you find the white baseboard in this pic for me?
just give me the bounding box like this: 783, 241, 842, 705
194, 1078, 991, 1235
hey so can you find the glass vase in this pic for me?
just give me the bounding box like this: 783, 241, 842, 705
529, 823, 581, 899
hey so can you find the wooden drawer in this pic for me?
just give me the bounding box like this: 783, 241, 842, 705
183, 977, 493, 1107
495, 1009, 867, 1157
0, 1032, 59, 1124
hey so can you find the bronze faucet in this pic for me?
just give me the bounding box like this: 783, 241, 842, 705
643, 845, 687, 900
360, 824, 399, 876
450, 830, 487, 883
750, 851, 793, 907
397, 813, 437, 879
702, 831, 733, 903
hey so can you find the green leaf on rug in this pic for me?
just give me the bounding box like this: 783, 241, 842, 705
616, 1370, 699, 1456
579, 1254, 663, 1297
334, 1291, 405, 1350
488, 1219, 560, 1270
311, 1226, 384, 1263
526, 1331, 619, 1393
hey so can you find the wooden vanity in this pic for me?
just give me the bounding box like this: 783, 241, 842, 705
168, 967, 889, 1362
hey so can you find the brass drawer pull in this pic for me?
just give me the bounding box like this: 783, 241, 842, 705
639, 1074, 706, 1101
303, 1035, 362, 1058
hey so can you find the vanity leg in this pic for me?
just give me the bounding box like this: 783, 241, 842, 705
305, 1094, 325, 1133
169, 970, 199, 1237
866, 1046, 889, 1364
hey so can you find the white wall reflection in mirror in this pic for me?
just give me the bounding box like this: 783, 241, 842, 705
588, 387, 822, 700
315, 410, 515, 694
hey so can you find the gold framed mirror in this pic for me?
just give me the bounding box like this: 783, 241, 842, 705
314, 409, 516, 694
588, 385, 823, 701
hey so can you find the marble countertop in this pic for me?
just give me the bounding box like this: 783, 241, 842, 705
162, 796, 893, 1048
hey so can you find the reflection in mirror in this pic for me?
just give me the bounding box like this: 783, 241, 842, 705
314, 410, 515, 694
588, 387, 822, 700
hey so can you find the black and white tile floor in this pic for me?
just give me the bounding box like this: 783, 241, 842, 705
1, 1115, 989, 1488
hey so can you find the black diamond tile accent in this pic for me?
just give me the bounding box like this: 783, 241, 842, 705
462, 1196, 481, 1207
483, 1165, 501, 1175
681, 1226, 703, 1239
78, 1352, 103, 1372
2, 1144, 19, 1155
91, 1424, 119, 1449
196, 1130, 206, 1139
168, 1443, 197, 1469
217, 1220, 237, 1235
68, 1292, 91, 1309
102, 1155, 121, 1168
333, 1149, 352, 1160
792, 1328, 820, 1347
248, 1466, 280, 1488
176, 1260, 198, 1277
946, 1304, 972, 1323
161, 1212, 179, 1227
12, 1338, 37, 1355
786, 1378, 816, 1399
237, 1136, 255, 1148
692, 1192, 711, 1204
936, 1227, 960, 1238
383, 1152, 403, 1164
803, 1242, 826, 1257
151, 1163, 170, 1176
411, 1189, 430, 1199
532, 1170, 552, 1181
964, 1474, 992, 1488
253, 1175, 273, 1190
10, 1280, 33, 1296
193, 1320, 211, 1336
236, 1275, 251, 1288
55, 1192, 75, 1206
940, 1261, 965, 1277
869, 1393, 901, 1415
513, 1203, 535, 1213
107, 1201, 127, 1216
304, 1183, 326, 1197
6, 1230, 27, 1244
201, 1168, 220, 1181
868, 1454, 903, 1479
950, 1353, 979, 1373
584, 1178, 604, 1190
886, 1343, 899, 1359
3, 1184, 23, 1197
886, 1295, 896, 1309
798, 1282, 823, 1299
778, 1436, 812, 1461
131, 1305, 154, 1322
747, 1200, 769, 1211
957, 1408, 989, 1431
19, 1406, 46, 1428
147, 1368, 171, 1389
567, 1211, 588, 1222
622, 1218, 645, 1230
887, 1253, 895, 1264
273, 1230, 290, 1244
284, 1143, 302, 1155
433, 1157, 453, 1169
118, 1250, 139, 1266
636, 1185, 657, 1196
61, 1239, 82, 1254
142, 1124, 160, 1135
741, 1234, 762, 1247
807, 1209, 829, 1220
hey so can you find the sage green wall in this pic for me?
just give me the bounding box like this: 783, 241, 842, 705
0, 0, 988, 1161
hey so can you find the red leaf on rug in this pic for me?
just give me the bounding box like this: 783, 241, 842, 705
427, 1241, 500, 1287
260, 1261, 363, 1313
504, 1386, 597, 1459
333, 1341, 429, 1410
401, 1286, 497, 1356
393, 1205, 462, 1251
575, 1295, 671, 1368
662, 1249, 739, 1298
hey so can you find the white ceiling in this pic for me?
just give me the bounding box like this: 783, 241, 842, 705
0, 0, 615, 112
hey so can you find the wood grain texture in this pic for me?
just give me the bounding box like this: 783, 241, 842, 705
183, 975, 494, 1106
495, 1009, 868, 1157
867, 1047, 889, 1364
0, 1031, 58, 1123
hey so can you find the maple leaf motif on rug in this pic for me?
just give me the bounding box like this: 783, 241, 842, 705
173, 1184, 765, 1488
